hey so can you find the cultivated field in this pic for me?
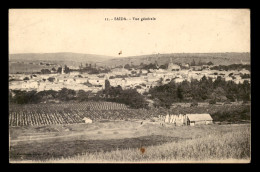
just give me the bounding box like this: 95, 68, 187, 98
9, 102, 250, 127
9, 101, 251, 163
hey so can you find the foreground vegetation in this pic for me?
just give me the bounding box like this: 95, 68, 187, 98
10, 124, 250, 163
71, 127, 250, 162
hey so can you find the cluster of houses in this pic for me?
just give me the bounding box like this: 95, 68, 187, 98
9, 61, 250, 94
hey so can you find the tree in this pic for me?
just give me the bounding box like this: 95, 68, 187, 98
23, 77, 29, 80
11, 90, 41, 104
47, 77, 55, 82
57, 67, 62, 74
207, 61, 214, 66
198, 60, 202, 66
209, 99, 216, 104
191, 59, 196, 66
64, 65, 70, 74
58, 88, 76, 101
105, 79, 111, 90
157, 77, 163, 86
159, 64, 167, 69
77, 90, 90, 102
41, 69, 51, 74
124, 64, 131, 69
177, 86, 184, 101
190, 101, 198, 107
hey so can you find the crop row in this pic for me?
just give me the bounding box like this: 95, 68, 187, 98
9, 101, 128, 112
9, 109, 164, 127
9, 102, 250, 127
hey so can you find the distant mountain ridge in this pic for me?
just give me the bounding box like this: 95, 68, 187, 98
9, 52, 116, 63
9, 52, 250, 67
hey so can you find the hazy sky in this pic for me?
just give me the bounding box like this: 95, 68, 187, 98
9, 9, 250, 57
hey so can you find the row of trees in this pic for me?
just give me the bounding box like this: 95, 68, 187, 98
77, 63, 111, 74
210, 64, 250, 71
9, 84, 148, 109
122, 60, 214, 71
40, 65, 70, 74
9, 88, 93, 104
148, 76, 251, 108
9, 76, 250, 109
9, 89, 78, 104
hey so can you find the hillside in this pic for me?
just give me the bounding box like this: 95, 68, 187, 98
102, 52, 250, 67
9, 52, 116, 64
9, 52, 250, 68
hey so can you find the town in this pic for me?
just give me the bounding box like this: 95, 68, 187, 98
9, 59, 251, 95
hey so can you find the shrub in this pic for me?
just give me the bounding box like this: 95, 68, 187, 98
23, 77, 29, 80
209, 99, 216, 104
47, 77, 55, 82
190, 101, 198, 107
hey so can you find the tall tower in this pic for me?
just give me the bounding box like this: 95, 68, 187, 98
61, 66, 64, 74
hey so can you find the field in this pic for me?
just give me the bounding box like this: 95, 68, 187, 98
9, 102, 250, 127
9, 102, 251, 163
9, 121, 250, 163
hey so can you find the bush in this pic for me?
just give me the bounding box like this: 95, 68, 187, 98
77, 90, 90, 102
41, 69, 51, 74
47, 77, 55, 82
10, 90, 41, 104
23, 77, 29, 80
209, 99, 216, 104
58, 88, 76, 101
211, 105, 250, 122
190, 101, 198, 107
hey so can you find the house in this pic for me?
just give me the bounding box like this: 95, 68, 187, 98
168, 63, 181, 71
88, 78, 105, 88
111, 68, 130, 75
173, 78, 185, 83
186, 114, 213, 126
191, 66, 202, 71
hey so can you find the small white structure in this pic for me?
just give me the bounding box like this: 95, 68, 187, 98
83, 117, 92, 124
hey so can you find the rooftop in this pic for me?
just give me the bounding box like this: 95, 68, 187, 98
186, 113, 213, 121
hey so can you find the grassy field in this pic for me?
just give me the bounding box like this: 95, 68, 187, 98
55, 126, 250, 163
9, 120, 250, 163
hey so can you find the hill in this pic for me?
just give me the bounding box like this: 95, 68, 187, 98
102, 52, 250, 67
9, 52, 115, 64
9, 52, 250, 68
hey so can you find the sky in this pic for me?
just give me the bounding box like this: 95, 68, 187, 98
9, 9, 250, 57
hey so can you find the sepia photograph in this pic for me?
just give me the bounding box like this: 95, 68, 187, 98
8, 9, 251, 163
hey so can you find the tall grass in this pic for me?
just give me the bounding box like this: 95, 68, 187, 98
34, 126, 250, 163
